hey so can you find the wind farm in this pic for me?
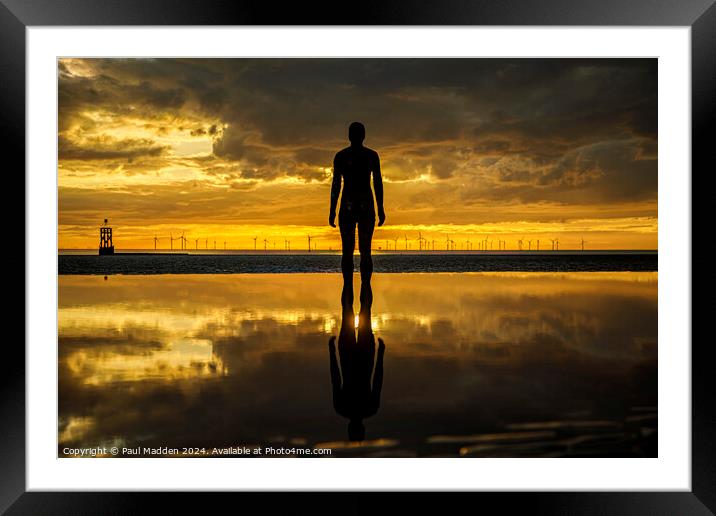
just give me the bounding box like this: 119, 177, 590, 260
77, 219, 647, 255
59, 218, 657, 275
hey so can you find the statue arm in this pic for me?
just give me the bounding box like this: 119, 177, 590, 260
330, 155, 341, 216
373, 153, 384, 216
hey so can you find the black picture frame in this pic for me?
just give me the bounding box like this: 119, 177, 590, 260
3, 0, 710, 513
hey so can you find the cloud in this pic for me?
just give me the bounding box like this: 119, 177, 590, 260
57, 58, 658, 246
59, 135, 170, 161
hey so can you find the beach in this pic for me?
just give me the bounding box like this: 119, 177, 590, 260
58, 271, 657, 458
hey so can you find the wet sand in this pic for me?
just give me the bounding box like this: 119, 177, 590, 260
58, 272, 657, 457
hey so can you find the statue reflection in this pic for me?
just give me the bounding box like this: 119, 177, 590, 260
329, 279, 385, 442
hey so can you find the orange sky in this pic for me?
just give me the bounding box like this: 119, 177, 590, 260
58, 58, 658, 250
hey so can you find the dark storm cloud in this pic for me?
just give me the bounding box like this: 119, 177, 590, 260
293, 147, 333, 168
59, 73, 187, 119
430, 157, 458, 179
496, 167, 535, 183
58, 58, 657, 205
58, 135, 170, 161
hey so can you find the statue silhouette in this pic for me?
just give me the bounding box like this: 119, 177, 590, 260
328, 279, 385, 442
329, 122, 385, 282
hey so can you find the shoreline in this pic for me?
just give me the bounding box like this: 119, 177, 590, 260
58, 253, 658, 275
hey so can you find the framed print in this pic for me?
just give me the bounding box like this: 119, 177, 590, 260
5, 0, 711, 512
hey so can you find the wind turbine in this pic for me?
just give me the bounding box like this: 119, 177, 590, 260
517, 238, 523, 251
466, 238, 471, 251
170, 232, 183, 251
527, 239, 532, 251
417, 232, 427, 251
263, 238, 269, 252
205, 238, 208, 250
307, 235, 313, 252
550, 238, 556, 251
555, 238, 559, 251
224, 240, 227, 250
393, 236, 399, 251
404, 234, 409, 251
536, 239, 540, 251
153, 235, 159, 251
253, 237, 257, 251
580, 237, 586, 251
195, 238, 199, 250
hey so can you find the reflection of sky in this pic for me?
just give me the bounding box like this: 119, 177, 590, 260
58, 272, 657, 455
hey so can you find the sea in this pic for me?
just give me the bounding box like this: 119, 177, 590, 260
58, 250, 657, 275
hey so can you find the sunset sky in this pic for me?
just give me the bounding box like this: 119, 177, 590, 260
58, 58, 657, 251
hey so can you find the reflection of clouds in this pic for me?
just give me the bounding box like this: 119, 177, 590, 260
58, 272, 657, 452
59, 416, 95, 444
375, 273, 656, 360
313, 438, 399, 450
60, 335, 224, 385
59, 306, 216, 334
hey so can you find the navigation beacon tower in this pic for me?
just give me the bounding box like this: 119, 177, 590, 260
99, 218, 115, 255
